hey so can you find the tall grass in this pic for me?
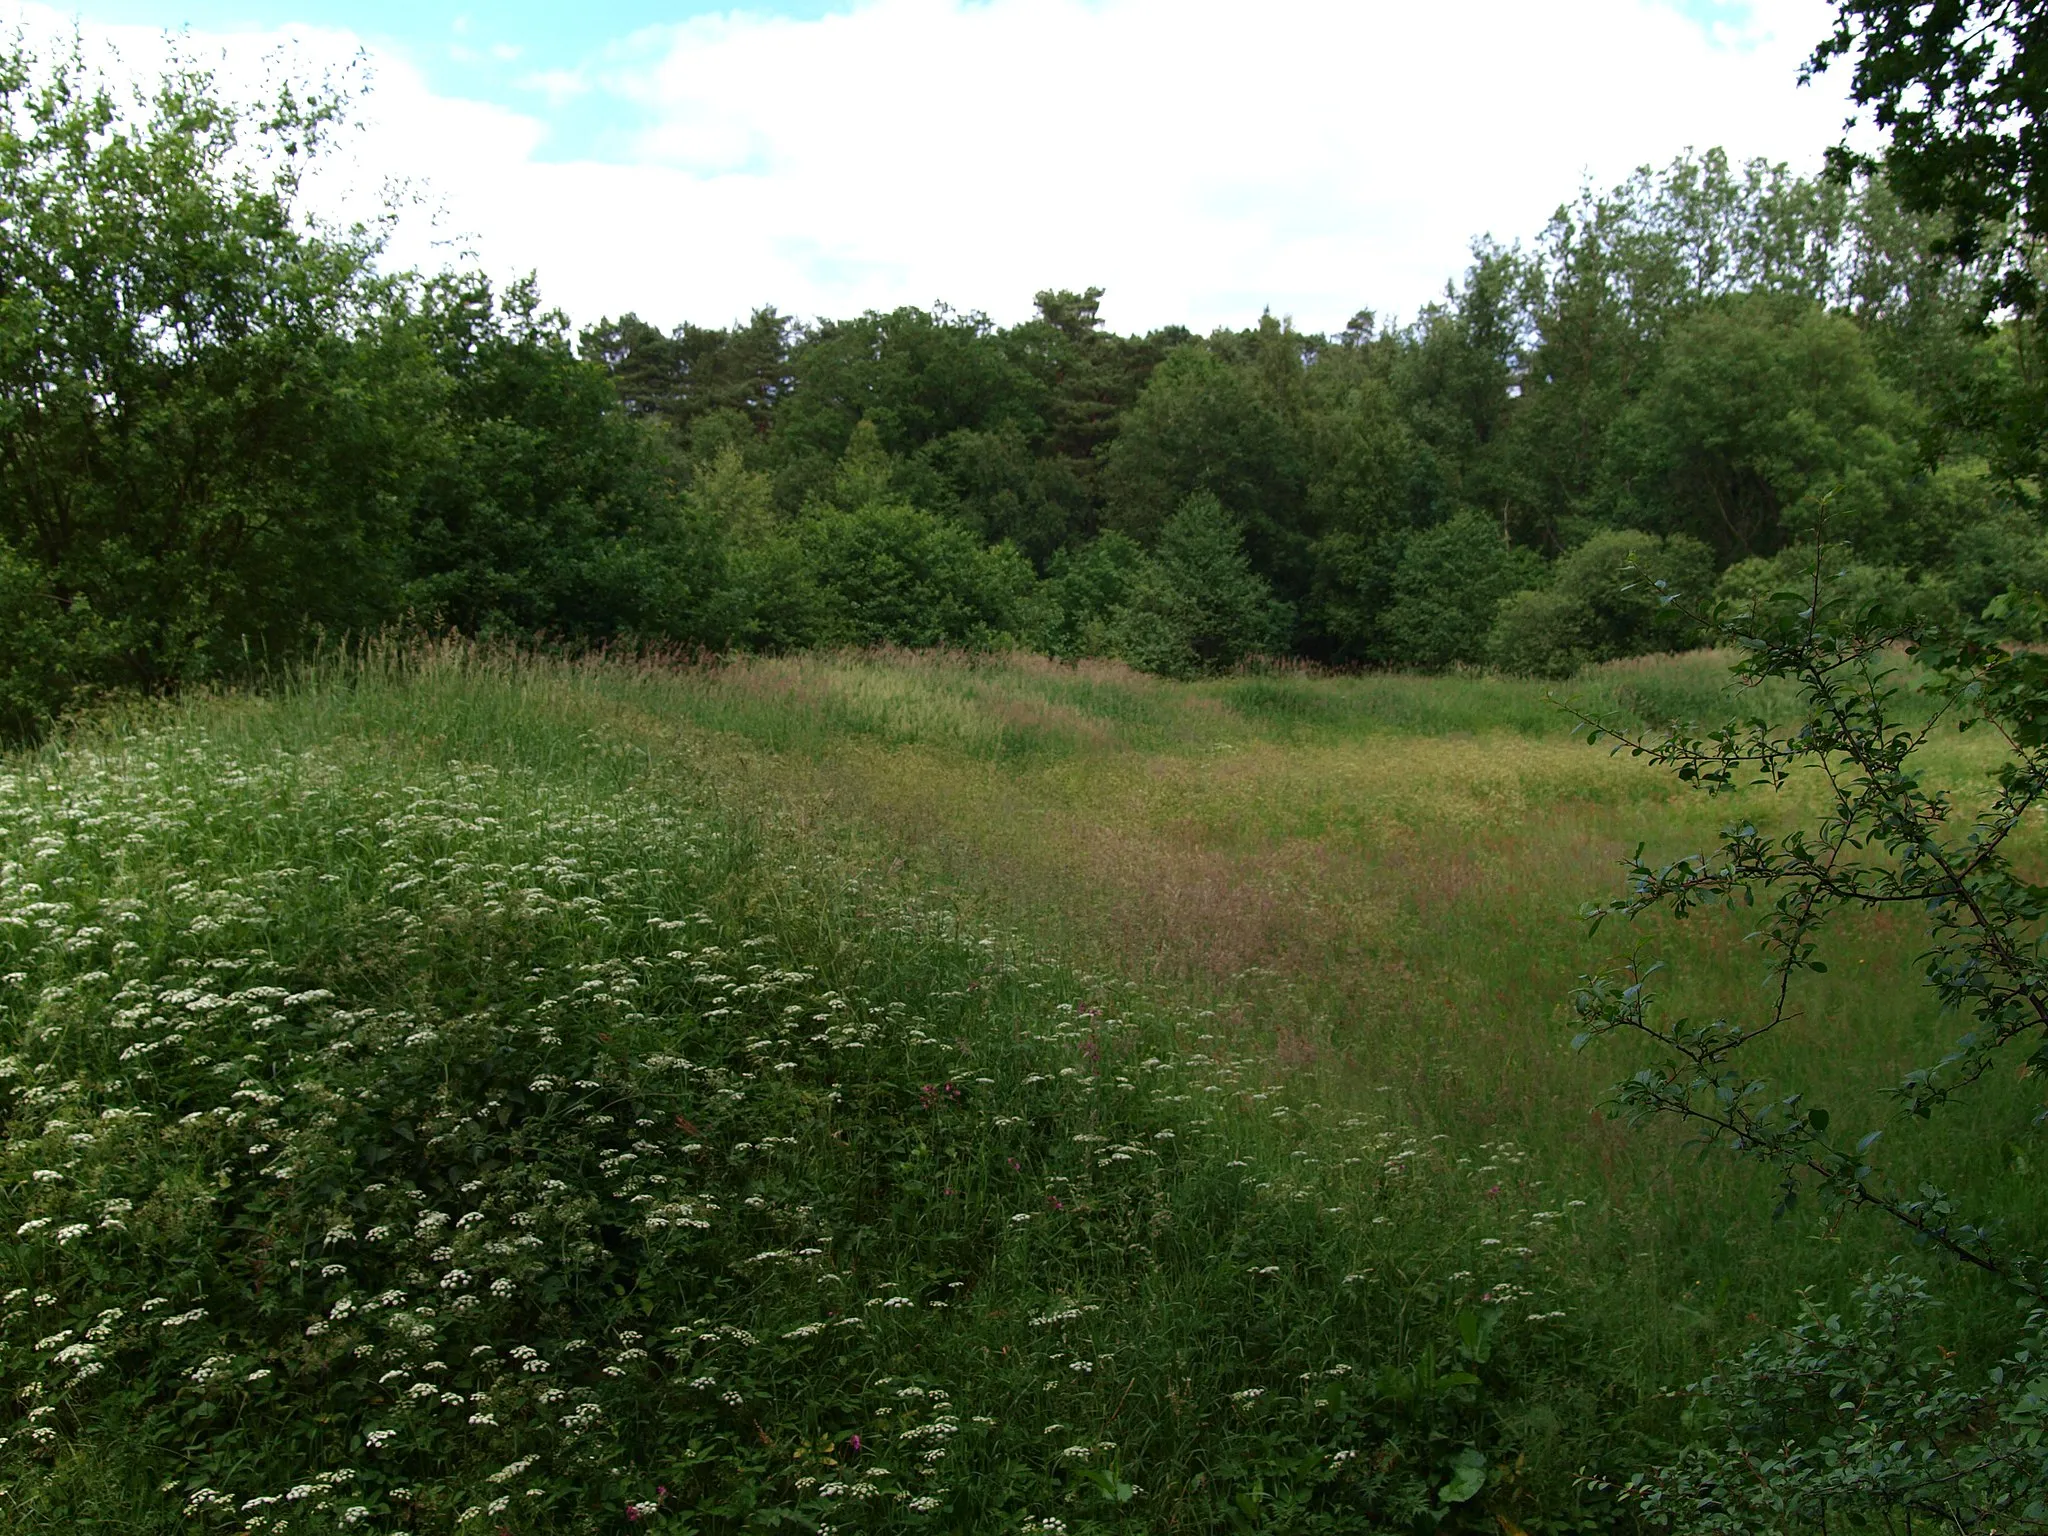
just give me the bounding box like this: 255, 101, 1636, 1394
2, 643, 2035, 1532
563, 647, 2041, 1351
1, 647, 1654, 1534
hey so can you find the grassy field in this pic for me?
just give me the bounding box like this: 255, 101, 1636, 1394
0, 644, 2039, 1533
647, 646, 2044, 1277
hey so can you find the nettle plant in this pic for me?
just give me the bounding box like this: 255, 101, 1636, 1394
1570, 558, 2048, 1529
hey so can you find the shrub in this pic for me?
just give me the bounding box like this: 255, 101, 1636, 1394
801, 500, 1037, 649
1714, 546, 1953, 633
1619, 1268, 2048, 1534
1946, 508, 2048, 624
0, 40, 441, 702
1036, 533, 1145, 659
1487, 587, 1592, 680
0, 547, 108, 744
1378, 514, 1545, 669
1491, 532, 1713, 676
1113, 494, 1291, 678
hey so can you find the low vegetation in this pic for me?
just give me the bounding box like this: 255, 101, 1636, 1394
4, 640, 2043, 1530
1, 648, 1657, 1534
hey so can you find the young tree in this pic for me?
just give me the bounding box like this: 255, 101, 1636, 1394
798, 499, 1035, 650
1376, 513, 1544, 669
0, 37, 425, 715
1112, 492, 1291, 677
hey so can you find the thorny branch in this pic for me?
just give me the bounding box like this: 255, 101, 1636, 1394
1568, 553, 2048, 1297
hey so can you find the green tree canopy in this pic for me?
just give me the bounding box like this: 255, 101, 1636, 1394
0, 41, 423, 708
1606, 294, 1910, 561
801, 500, 1035, 650
1491, 529, 1713, 676
1098, 345, 1306, 588
1378, 513, 1546, 669
403, 276, 698, 642
1113, 492, 1291, 678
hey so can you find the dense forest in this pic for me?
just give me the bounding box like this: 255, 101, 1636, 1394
5, 35, 2046, 741
578, 153, 2043, 677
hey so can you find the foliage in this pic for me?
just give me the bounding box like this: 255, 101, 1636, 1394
1810, 0, 2048, 316
0, 547, 105, 743
1377, 514, 1545, 670
1713, 545, 1949, 632
1568, 554, 2048, 1512
402, 276, 704, 643
799, 500, 1037, 650
577, 307, 794, 438
1570, 569, 2048, 1289
1036, 533, 1146, 661
1605, 295, 1909, 563
923, 424, 1091, 566
1614, 1267, 2048, 1534
10, 28, 2048, 742
1491, 533, 1712, 677
1112, 494, 1291, 677
0, 39, 420, 694
1488, 588, 1596, 681
1098, 345, 1306, 576
1948, 506, 2048, 624
1304, 529, 1403, 664
1810, 2, 2048, 486
0, 37, 716, 736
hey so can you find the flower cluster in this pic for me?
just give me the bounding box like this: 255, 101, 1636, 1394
0, 718, 1597, 1531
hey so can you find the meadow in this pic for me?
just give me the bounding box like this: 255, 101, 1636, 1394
654, 645, 2044, 1284
0, 644, 2037, 1534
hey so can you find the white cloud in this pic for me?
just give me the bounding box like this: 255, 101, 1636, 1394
16, 0, 1857, 334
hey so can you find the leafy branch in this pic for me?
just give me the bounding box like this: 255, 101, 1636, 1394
1569, 550, 2048, 1296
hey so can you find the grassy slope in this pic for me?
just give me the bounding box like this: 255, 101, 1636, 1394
1, 650, 1630, 1536
0, 646, 2037, 1533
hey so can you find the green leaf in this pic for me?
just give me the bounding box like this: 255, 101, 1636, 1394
1440, 1448, 1486, 1504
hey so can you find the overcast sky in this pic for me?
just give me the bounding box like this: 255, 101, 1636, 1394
16, 0, 1862, 335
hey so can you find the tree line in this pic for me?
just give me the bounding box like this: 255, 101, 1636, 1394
4, 33, 2045, 739
585, 152, 2043, 676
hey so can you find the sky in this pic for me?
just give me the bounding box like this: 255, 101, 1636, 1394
12, 0, 1865, 336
